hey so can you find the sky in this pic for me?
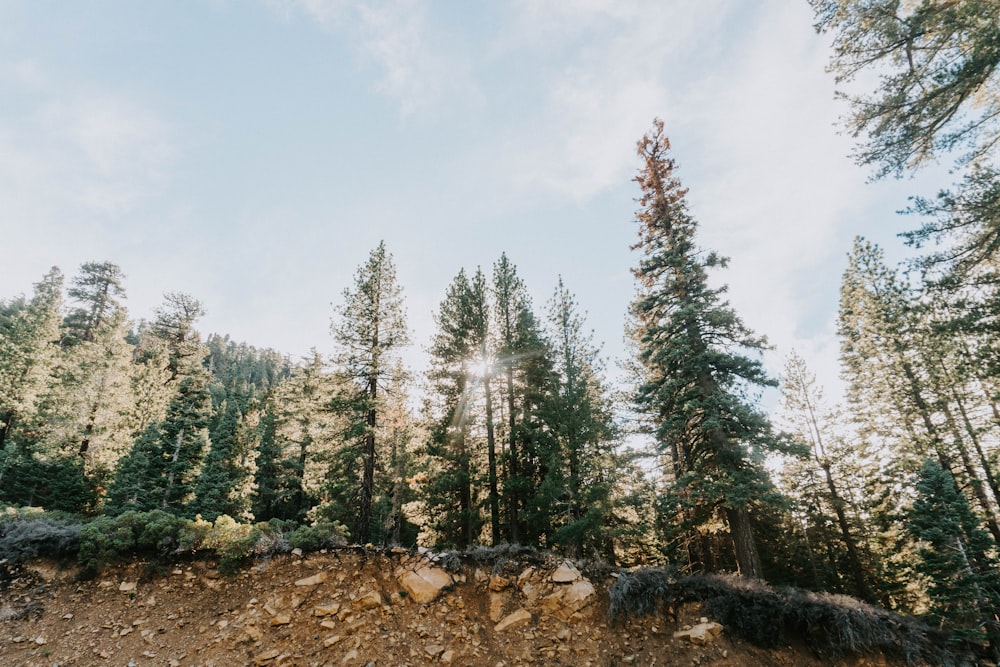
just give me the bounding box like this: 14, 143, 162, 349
1, 0, 954, 409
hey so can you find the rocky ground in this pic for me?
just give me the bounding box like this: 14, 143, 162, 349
0, 549, 894, 667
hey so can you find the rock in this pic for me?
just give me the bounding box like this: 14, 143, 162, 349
33, 636, 46, 645
270, 613, 291, 626
441, 649, 456, 664
254, 649, 281, 664
489, 574, 511, 592
119, 581, 137, 592
563, 579, 595, 608
323, 634, 343, 647
314, 603, 341, 616
354, 590, 383, 610
398, 565, 453, 604
425, 643, 444, 657
673, 621, 724, 645
291, 548, 303, 557
342, 649, 359, 664
295, 572, 328, 587
321, 620, 337, 630
495, 608, 532, 633
245, 625, 263, 642
489, 591, 508, 622
551, 562, 580, 583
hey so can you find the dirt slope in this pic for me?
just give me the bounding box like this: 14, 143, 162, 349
0, 550, 892, 667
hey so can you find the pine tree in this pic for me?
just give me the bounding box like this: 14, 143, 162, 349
492, 253, 552, 544
37, 262, 135, 482
150, 292, 208, 383
811, 0, 1000, 178
778, 351, 874, 600
189, 394, 259, 521
331, 242, 410, 542
909, 459, 1000, 658
629, 119, 779, 578
61, 261, 126, 346
106, 374, 212, 515
539, 277, 618, 557
0, 267, 63, 455
424, 269, 484, 547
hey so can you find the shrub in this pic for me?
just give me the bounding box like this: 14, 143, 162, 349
77, 510, 187, 573
0, 512, 81, 563
608, 569, 971, 666
288, 522, 348, 552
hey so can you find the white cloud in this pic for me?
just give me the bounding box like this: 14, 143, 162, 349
267, 0, 477, 116
34, 94, 175, 212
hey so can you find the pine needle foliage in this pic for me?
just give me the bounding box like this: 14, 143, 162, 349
610, 568, 972, 665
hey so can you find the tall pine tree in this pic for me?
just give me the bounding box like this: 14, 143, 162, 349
630, 119, 778, 578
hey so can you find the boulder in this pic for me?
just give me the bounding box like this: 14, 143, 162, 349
673, 621, 724, 645
551, 561, 581, 583
398, 565, 453, 604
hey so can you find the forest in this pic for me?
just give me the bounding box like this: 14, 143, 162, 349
2, 0, 1000, 658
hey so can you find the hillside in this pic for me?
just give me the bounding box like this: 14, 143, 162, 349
0, 549, 916, 667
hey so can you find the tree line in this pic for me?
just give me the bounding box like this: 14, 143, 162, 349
2, 0, 1000, 652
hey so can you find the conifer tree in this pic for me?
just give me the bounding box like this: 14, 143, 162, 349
61, 261, 126, 346
538, 277, 618, 557
189, 395, 259, 521
629, 119, 778, 578
424, 269, 483, 547
0, 267, 63, 455
778, 351, 874, 600
471, 268, 502, 545
909, 459, 1000, 658
105, 374, 212, 514
331, 242, 409, 542
36, 262, 135, 481
811, 0, 1000, 178
492, 253, 552, 544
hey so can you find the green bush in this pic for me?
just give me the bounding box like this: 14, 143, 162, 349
78, 510, 187, 573
288, 522, 348, 552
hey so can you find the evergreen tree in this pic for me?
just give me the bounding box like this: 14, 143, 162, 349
538, 277, 618, 557
104, 423, 162, 514
629, 119, 779, 578
424, 269, 484, 547
0, 267, 63, 455
811, 0, 1000, 178
909, 459, 1000, 658
189, 394, 259, 521
331, 241, 410, 543
778, 351, 874, 600
36, 262, 135, 482
471, 268, 502, 545
492, 253, 552, 544
265, 351, 342, 523
61, 261, 126, 346
150, 292, 207, 383
106, 375, 212, 514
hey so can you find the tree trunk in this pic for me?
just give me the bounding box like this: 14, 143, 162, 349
484, 373, 501, 546
506, 364, 520, 544
163, 428, 184, 510
941, 402, 1000, 544
726, 505, 762, 578
822, 463, 874, 601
